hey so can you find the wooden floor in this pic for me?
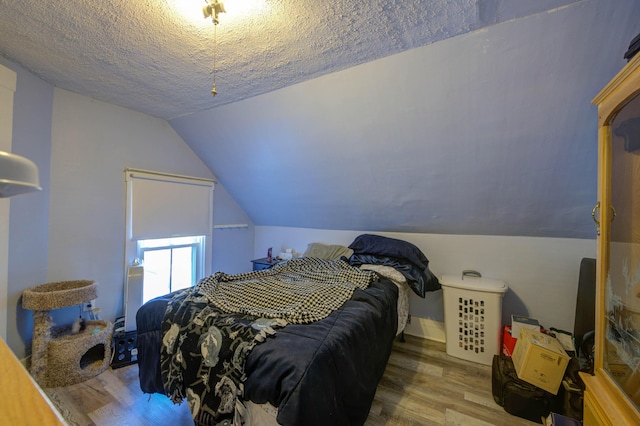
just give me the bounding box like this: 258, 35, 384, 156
43, 335, 537, 426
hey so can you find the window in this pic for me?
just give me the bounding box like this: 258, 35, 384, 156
123, 169, 215, 332
138, 236, 204, 304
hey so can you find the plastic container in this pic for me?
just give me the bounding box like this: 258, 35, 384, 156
441, 272, 508, 366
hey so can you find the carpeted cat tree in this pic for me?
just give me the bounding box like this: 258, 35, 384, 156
22, 280, 113, 387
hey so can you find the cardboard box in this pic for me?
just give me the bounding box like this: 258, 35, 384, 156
511, 314, 540, 338
512, 328, 570, 394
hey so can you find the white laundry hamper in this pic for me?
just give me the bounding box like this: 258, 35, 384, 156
440, 271, 508, 366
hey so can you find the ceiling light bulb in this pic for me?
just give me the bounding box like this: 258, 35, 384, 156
203, 0, 226, 25
202, 4, 212, 18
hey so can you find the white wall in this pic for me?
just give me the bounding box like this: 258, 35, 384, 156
0, 56, 255, 357
0, 64, 16, 340
45, 88, 217, 330
211, 184, 256, 275
255, 226, 596, 340
2, 57, 52, 357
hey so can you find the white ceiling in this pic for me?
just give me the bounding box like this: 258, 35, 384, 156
0, 0, 576, 121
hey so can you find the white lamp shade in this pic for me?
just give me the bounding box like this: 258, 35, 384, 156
0, 151, 42, 198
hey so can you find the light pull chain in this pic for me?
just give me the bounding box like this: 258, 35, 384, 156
212, 22, 218, 96
202, 0, 224, 96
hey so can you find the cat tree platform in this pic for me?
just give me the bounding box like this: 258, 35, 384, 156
22, 280, 113, 387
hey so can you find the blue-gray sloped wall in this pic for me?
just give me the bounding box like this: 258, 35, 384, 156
171, 0, 640, 239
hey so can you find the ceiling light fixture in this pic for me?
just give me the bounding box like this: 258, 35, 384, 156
202, 0, 226, 96
202, 0, 226, 25
0, 151, 42, 198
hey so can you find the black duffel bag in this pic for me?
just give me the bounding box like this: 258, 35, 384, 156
492, 353, 560, 423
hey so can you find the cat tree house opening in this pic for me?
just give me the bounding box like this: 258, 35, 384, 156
22, 280, 113, 387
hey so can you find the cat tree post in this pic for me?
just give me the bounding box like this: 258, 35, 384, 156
22, 280, 113, 387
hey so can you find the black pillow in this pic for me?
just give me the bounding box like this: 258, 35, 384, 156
348, 234, 429, 270
348, 253, 440, 297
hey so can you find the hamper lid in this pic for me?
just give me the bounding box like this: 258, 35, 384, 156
440, 273, 507, 293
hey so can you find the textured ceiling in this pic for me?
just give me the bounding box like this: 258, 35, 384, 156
0, 0, 575, 121
3, 0, 638, 240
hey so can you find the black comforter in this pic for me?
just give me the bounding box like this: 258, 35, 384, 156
136, 277, 398, 426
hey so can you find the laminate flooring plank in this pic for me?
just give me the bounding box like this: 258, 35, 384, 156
43, 334, 539, 426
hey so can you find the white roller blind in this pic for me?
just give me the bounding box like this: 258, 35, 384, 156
126, 169, 214, 240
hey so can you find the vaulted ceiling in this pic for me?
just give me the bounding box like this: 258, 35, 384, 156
0, 0, 582, 121
1, 0, 639, 238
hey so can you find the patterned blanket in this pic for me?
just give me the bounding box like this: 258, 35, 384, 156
196, 257, 378, 324
161, 257, 378, 425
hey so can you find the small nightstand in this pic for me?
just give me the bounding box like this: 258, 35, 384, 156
251, 257, 280, 271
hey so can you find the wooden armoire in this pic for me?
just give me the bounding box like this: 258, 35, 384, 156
580, 52, 640, 425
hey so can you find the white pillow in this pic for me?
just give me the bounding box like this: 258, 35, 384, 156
303, 243, 353, 260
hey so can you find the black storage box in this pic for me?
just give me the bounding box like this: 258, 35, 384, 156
492, 353, 560, 423
111, 330, 138, 369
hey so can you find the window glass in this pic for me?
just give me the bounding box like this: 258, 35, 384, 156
606, 90, 640, 409
171, 246, 195, 292
138, 236, 203, 304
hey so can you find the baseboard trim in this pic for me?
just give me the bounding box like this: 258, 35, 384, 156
404, 316, 446, 342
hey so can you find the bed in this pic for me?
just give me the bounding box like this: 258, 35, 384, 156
136, 234, 440, 426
